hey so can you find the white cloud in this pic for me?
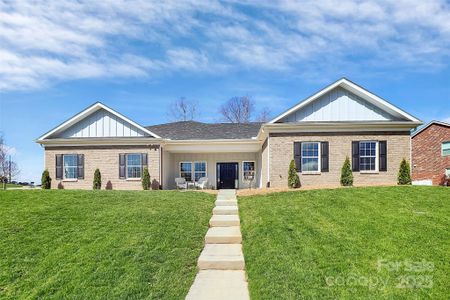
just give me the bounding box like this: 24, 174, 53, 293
1, 0, 450, 90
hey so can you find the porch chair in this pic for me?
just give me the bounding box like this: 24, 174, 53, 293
197, 177, 208, 190
175, 177, 187, 190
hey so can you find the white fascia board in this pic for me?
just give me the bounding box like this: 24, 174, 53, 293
37, 102, 161, 141
269, 78, 422, 124
37, 137, 162, 147
262, 121, 420, 133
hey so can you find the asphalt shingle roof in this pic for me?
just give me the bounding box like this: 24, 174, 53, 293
146, 121, 262, 140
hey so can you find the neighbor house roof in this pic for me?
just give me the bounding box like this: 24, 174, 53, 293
412, 120, 450, 138
146, 121, 262, 140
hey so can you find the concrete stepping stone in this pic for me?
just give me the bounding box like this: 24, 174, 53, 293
209, 215, 240, 227
186, 270, 250, 300
205, 226, 242, 244
198, 244, 245, 270
213, 206, 238, 215
215, 199, 238, 206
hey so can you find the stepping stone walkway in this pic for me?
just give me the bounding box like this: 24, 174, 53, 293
186, 189, 250, 300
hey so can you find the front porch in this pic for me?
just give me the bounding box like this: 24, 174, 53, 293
161, 141, 261, 190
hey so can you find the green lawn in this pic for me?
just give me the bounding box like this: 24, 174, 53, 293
0, 190, 214, 299
3, 183, 24, 188
239, 186, 450, 299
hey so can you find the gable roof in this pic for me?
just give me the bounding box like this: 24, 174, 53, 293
146, 121, 262, 140
269, 78, 421, 124
412, 120, 450, 138
37, 102, 161, 141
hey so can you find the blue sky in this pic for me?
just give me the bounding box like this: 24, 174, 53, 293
1, 0, 450, 183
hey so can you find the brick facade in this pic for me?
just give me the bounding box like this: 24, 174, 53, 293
267, 132, 411, 188
412, 123, 450, 185
45, 145, 160, 190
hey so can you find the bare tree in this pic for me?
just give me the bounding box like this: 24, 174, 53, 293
256, 107, 272, 122
219, 96, 255, 123
167, 97, 198, 121
0, 135, 20, 189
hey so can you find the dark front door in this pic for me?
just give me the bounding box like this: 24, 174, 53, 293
217, 163, 238, 189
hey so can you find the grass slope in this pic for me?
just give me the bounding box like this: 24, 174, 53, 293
239, 186, 449, 299
0, 190, 214, 299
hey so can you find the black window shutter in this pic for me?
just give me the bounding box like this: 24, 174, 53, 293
77, 154, 84, 179
119, 154, 126, 179
142, 153, 148, 168
56, 154, 63, 180
379, 141, 387, 172
352, 141, 360, 172
321, 142, 329, 172
293, 142, 302, 172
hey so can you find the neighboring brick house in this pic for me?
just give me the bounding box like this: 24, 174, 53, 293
412, 121, 450, 185
37, 78, 422, 190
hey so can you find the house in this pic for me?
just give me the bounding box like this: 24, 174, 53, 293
36, 78, 422, 190
412, 121, 450, 185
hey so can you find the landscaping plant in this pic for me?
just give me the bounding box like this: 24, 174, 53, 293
397, 158, 411, 185
288, 159, 300, 188
340, 156, 353, 186
142, 167, 151, 190
93, 168, 101, 189
41, 169, 51, 189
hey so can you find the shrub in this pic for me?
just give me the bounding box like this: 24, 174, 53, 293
340, 156, 353, 186
41, 169, 51, 189
93, 169, 101, 190
142, 167, 151, 190
288, 159, 300, 188
398, 158, 411, 185
105, 180, 113, 190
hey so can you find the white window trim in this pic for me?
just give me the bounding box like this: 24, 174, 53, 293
242, 161, 256, 181
63, 154, 78, 180
359, 141, 379, 173
442, 141, 450, 157
126, 153, 143, 179
194, 161, 208, 181
301, 142, 321, 174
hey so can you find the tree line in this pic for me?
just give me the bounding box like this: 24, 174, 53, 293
167, 96, 272, 123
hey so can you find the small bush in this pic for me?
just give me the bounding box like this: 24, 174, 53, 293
288, 159, 300, 188
142, 167, 151, 190
93, 169, 101, 190
41, 169, 52, 189
398, 158, 411, 185
340, 156, 353, 186
105, 180, 113, 190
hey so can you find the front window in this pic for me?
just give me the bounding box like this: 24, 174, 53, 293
243, 161, 255, 180
442, 142, 450, 156
301, 142, 320, 172
63, 154, 77, 179
359, 141, 377, 171
194, 162, 207, 181
127, 154, 142, 178
180, 162, 192, 181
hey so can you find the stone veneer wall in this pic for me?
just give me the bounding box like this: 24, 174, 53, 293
44, 145, 160, 190
268, 132, 410, 188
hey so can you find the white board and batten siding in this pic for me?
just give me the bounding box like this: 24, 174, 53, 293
280, 87, 402, 123
58, 109, 148, 138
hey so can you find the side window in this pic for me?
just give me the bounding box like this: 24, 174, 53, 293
63, 154, 78, 179
194, 162, 207, 181
301, 142, 320, 172
442, 142, 450, 156
126, 154, 142, 178
359, 141, 377, 171
180, 162, 192, 181
243, 161, 255, 180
